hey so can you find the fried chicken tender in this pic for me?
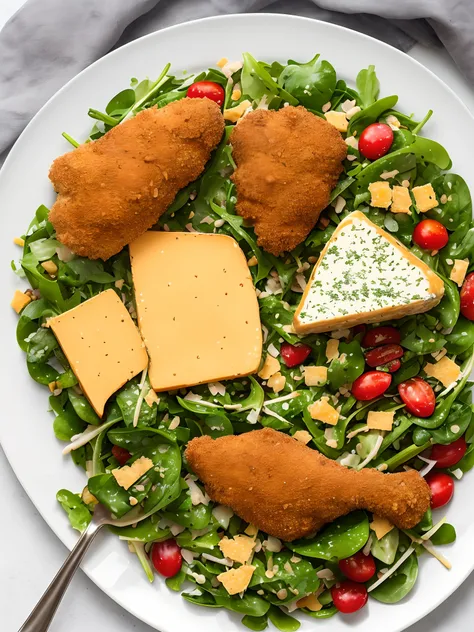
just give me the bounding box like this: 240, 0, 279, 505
230, 106, 347, 256
185, 428, 430, 542
49, 98, 225, 260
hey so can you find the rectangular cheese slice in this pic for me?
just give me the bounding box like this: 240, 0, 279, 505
424, 356, 460, 388
129, 232, 262, 391
294, 212, 444, 334
49, 289, 148, 416
367, 410, 394, 431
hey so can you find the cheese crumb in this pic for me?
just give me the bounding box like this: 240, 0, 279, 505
112, 456, 153, 490
11, 290, 31, 313
370, 515, 394, 540
324, 111, 348, 133
217, 565, 255, 595
293, 430, 312, 445
244, 523, 258, 537
41, 260, 58, 276
297, 593, 323, 612
412, 184, 438, 213
247, 255, 258, 267
231, 88, 242, 101
424, 356, 460, 388
304, 366, 328, 387
219, 535, 255, 564
367, 410, 394, 431
308, 397, 339, 425
258, 355, 281, 379
450, 259, 469, 287
217, 57, 228, 68
267, 371, 286, 394
13, 237, 25, 247
325, 339, 339, 362
144, 388, 159, 408
391, 186, 412, 214
368, 181, 392, 209
224, 100, 252, 123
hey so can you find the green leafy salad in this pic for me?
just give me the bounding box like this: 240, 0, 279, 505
11, 53, 474, 629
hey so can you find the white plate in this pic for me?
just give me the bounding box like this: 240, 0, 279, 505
1, 13, 473, 632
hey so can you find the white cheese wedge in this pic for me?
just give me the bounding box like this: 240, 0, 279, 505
294, 212, 444, 334
130, 232, 262, 391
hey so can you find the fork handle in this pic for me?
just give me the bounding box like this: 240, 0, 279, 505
19, 520, 104, 632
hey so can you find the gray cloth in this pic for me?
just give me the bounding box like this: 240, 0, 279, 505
0, 0, 471, 154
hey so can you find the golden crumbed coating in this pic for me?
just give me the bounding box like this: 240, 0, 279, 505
230, 106, 347, 256
49, 98, 225, 260
185, 428, 430, 542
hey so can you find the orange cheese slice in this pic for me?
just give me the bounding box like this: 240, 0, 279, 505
129, 232, 262, 391
49, 289, 148, 417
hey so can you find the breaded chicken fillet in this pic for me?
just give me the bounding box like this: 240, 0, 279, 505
49, 98, 224, 260
186, 428, 430, 542
230, 106, 347, 256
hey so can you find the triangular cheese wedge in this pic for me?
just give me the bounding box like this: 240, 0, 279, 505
294, 211, 444, 334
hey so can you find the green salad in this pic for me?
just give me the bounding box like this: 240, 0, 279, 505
12, 53, 474, 630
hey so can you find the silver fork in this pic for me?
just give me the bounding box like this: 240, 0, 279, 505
19, 503, 141, 632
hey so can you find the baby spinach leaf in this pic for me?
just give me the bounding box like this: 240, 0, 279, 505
68, 390, 101, 425
371, 528, 399, 565
27, 327, 58, 363
279, 55, 336, 111
29, 237, 60, 261
165, 567, 187, 592
429, 173, 472, 229
369, 549, 418, 603
203, 414, 234, 438
348, 95, 398, 136
182, 591, 219, 608
109, 514, 170, 542
400, 323, 446, 355
453, 442, 474, 473
415, 401, 471, 445
56, 489, 92, 532
53, 405, 86, 441
356, 65, 380, 109
445, 317, 474, 355
327, 340, 364, 390
58, 258, 114, 286
432, 275, 460, 330
106, 88, 136, 115
177, 529, 220, 554
431, 523, 456, 545
163, 500, 212, 530
116, 376, 157, 427
289, 511, 369, 560
242, 614, 268, 631
305, 606, 338, 619
27, 361, 59, 385
268, 605, 300, 632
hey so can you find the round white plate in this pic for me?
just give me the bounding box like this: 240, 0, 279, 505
1, 13, 473, 632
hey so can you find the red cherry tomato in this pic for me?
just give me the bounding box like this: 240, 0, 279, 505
430, 437, 467, 469
413, 219, 449, 251
359, 123, 394, 161
425, 472, 454, 509
460, 272, 474, 321
112, 445, 131, 466
338, 551, 376, 583
186, 81, 225, 106
151, 539, 183, 578
362, 326, 401, 348
365, 344, 404, 368
280, 342, 312, 367
351, 371, 392, 400
331, 580, 368, 614
378, 358, 401, 373
398, 377, 436, 417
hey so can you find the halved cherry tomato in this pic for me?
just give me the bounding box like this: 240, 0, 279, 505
425, 472, 454, 509
280, 342, 312, 367
338, 551, 376, 583
460, 272, 474, 321
430, 437, 467, 469
351, 371, 392, 400
413, 219, 449, 251
378, 358, 401, 373
331, 580, 368, 614
398, 377, 436, 417
365, 344, 404, 368
359, 123, 393, 161
151, 539, 183, 578
112, 445, 131, 466
362, 326, 401, 348
186, 81, 225, 106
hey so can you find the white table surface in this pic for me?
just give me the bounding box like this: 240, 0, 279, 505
1, 3, 474, 632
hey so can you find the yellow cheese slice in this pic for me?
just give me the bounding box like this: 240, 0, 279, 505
304, 366, 328, 386
218, 565, 256, 595
297, 593, 323, 612
412, 183, 438, 213
219, 535, 255, 564
294, 212, 444, 334
424, 356, 461, 388
391, 186, 412, 214
129, 232, 262, 391
112, 456, 154, 490
258, 355, 281, 379
370, 515, 394, 540
368, 181, 392, 208
308, 397, 339, 425
325, 339, 339, 362
224, 100, 252, 123
367, 410, 394, 431
293, 430, 312, 445
11, 290, 31, 313
49, 289, 148, 416
324, 111, 348, 133
267, 371, 286, 393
